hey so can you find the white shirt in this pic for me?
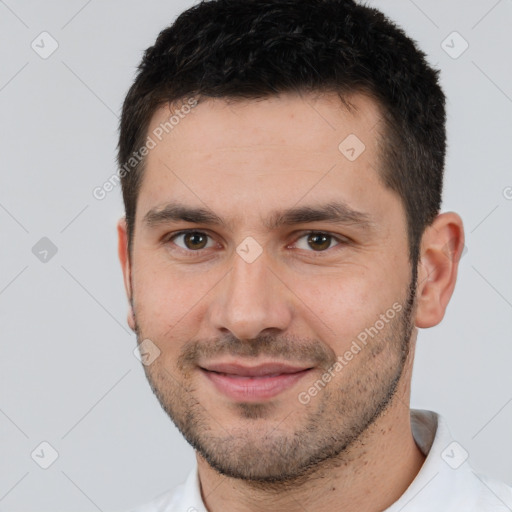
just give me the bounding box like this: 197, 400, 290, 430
127, 409, 512, 511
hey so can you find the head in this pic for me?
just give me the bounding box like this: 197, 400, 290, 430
117, 0, 464, 483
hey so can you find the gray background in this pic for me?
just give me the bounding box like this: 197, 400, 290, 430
1, 0, 511, 510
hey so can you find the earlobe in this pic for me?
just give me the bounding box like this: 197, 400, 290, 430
117, 217, 135, 330
414, 212, 465, 329
127, 306, 136, 332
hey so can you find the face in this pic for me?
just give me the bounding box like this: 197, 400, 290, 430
121, 91, 418, 482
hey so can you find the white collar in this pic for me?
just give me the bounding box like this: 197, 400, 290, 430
132, 409, 512, 511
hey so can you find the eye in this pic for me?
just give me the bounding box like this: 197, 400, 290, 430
168, 230, 216, 252
164, 229, 349, 257
292, 231, 346, 253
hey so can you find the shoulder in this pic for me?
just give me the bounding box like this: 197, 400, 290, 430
120, 465, 203, 512
124, 485, 184, 512
466, 471, 512, 511
389, 409, 512, 511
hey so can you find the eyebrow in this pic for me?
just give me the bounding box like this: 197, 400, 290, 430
142, 200, 374, 231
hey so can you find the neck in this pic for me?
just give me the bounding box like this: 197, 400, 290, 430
196, 346, 425, 512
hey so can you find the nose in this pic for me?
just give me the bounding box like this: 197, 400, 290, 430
207, 246, 293, 341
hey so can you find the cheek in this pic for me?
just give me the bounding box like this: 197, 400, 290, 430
292, 268, 404, 351
131, 257, 216, 342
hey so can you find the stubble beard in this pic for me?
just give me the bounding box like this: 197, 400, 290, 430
133, 273, 417, 486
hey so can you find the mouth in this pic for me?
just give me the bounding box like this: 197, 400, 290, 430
199, 362, 314, 401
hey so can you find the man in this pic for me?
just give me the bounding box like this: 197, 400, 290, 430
116, 0, 512, 510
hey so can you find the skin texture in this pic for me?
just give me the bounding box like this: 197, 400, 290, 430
118, 91, 464, 512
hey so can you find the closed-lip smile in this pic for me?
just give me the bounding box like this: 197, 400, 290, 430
200, 361, 314, 400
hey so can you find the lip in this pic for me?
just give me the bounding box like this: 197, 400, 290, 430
200, 362, 313, 401
201, 362, 312, 377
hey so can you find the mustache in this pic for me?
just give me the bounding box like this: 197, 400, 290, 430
177, 333, 337, 371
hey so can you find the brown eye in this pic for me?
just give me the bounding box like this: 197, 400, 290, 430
292, 231, 347, 254
171, 231, 213, 251
184, 232, 208, 249
306, 232, 332, 251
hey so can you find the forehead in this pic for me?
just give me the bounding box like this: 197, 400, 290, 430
137, 91, 391, 227
147, 91, 383, 157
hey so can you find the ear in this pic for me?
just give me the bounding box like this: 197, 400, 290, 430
117, 217, 136, 331
415, 212, 465, 328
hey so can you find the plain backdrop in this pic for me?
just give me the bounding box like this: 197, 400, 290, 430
1, 0, 511, 510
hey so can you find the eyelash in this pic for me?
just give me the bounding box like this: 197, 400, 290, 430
163, 229, 350, 258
